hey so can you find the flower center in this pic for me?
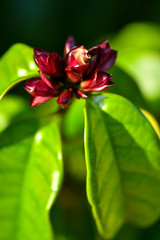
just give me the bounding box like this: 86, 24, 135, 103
74, 48, 91, 65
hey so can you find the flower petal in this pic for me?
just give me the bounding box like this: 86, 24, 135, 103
24, 78, 59, 97
39, 70, 60, 90
65, 66, 81, 83
99, 49, 117, 71
64, 36, 76, 58
57, 88, 73, 109
81, 69, 98, 89
99, 40, 110, 50
34, 48, 50, 73
30, 96, 53, 107
81, 72, 113, 92
88, 40, 117, 72
76, 90, 87, 99
66, 46, 90, 77
24, 78, 40, 94
34, 48, 63, 78
47, 53, 64, 77
84, 46, 101, 76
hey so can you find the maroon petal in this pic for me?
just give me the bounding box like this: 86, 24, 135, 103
39, 70, 55, 89
57, 88, 73, 109
24, 78, 43, 95
39, 70, 60, 90
99, 40, 110, 50
98, 40, 116, 71
66, 46, 80, 66
99, 49, 117, 71
34, 48, 50, 57
81, 72, 113, 92
88, 45, 101, 56
30, 96, 53, 107
81, 69, 98, 89
47, 53, 64, 78
65, 66, 81, 83
89, 72, 113, 92
87, 40, 117, 72
34, 48, 63, 78
84, 46, 101, 76
24, 78, 59, 97
64, 36, 76, 58
34, 48, 50, 73
34, 81, 52, 95
66, 46, 91, 77
76, 90, 87, 99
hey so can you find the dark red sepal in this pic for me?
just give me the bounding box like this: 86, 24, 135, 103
57, 88, 73, 109
30, 96, 53, 107
64, 36, 76, 58
75, 90, 87, 99
81, 71, 113, 92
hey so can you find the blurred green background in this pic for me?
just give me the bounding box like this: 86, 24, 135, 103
0, 0, 160, 239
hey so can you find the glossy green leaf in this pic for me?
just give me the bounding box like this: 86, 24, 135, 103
84, 93, 160, 239
0, 43, 39, 99
0, 94, 28, 132
112, 23, 160, 114
116, 51, 160, 103
0, 118, 63, 240
0, 94, 60, 133
108, 66, 148, 110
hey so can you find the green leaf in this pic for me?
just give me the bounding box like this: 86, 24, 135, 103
108, 66, 148, 110
0, 94, 60, 134
0, 94, 28, 132
116, 51, 160, 104
112, 23, 160, 115
0, 43, 39, 99
0, 118, 63, 240
84, 93, 160, 239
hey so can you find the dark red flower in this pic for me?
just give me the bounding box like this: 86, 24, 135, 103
24, 36, 116, 108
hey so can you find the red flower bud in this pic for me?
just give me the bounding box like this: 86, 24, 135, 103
65, 46, 91, 83
57, 88, 73, 109
34, 49, 63, 78
24, 77, 59, 107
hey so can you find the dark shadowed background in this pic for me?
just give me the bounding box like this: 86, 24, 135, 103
1, 0, 160, 55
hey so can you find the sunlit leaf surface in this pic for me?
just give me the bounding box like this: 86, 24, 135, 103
84, 93, 160, 238
0, 43, 39, 99
0, 118, 63, 240
112, 23, 160, 114
0, 95, 28, 132
108, 66, 147, 109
